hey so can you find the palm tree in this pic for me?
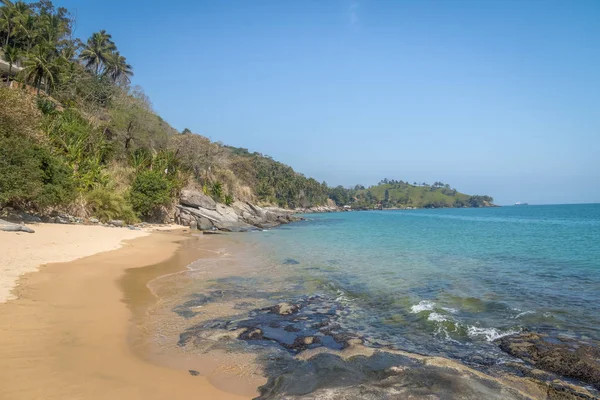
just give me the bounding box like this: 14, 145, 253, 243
0, 0, 16, 47
104, 51, 133, 84
3, 44, 18, 85
18, 13, 37, 52
20, 45, 59, 95
1, 0, 29, 47
79, 30, 116, 76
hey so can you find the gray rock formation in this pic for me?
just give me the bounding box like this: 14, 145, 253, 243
175, 189, 302, 232
180, 189, 217, 210
0, 219, 35, 233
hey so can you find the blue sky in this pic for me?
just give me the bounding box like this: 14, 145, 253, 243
56, 0, 599, 205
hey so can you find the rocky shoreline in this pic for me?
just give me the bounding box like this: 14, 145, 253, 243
174, 281, 599, 399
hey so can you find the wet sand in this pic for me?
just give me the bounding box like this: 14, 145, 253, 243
0, 230, 254, 400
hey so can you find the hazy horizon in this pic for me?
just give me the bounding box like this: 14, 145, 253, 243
55, 0, 600, 205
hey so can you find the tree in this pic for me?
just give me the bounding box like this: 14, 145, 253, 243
20, 44, 60, 94
104, 51, 133, 84
79, 30, 116, 76
1, 0, 17, 47
2, 44, 18, 85
383, 188, 390, 208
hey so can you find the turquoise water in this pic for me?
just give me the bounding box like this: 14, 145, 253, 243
241, 204, 600, 360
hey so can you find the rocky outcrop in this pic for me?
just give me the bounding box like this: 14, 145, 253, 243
180, 189, 217, 210
174, 189, 302, 232
497, 332, 600, 390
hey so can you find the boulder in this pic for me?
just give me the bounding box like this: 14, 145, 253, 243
180, 189, 217, 210
197, 217, 213, 231
189, 219, 198, 230
0, 219, 35, 233
108, 220, 124, 227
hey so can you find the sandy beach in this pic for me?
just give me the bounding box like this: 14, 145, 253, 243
0, 226, 251, 400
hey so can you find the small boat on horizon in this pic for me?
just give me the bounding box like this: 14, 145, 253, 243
514, 202, 529, 206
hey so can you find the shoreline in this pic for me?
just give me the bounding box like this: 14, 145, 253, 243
0, 228, 252, 400
0, 224, 596, 399
0, 223, 182, 304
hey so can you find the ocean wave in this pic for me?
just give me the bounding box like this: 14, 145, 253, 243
514, 310, 536, 319
410, 300, 436, 313
467, 326, 520, 342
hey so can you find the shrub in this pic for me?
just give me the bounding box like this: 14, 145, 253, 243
224, 194, 234, 206
85, 188, 137, 223
0, 135, 75, 210
129, 170, 172, 217
211, 181, 223, 201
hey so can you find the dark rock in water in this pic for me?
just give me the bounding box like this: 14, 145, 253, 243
240, 328, 264, 341
283, 258, 300, 265
188, 369, 200, 376
497, 332, 600, 389
271, 303, 300, 316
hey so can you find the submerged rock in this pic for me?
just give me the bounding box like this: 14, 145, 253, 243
272, 303, 300, 316
497, 332, 600, 389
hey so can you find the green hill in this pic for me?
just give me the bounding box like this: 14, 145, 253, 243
329, 180, 494, 209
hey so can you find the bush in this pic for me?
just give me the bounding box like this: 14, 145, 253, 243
0, 135, 75, 210
85, 188, 137, 223
129, 170, 173, 217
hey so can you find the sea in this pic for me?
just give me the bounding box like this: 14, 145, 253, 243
160, 204, 600, 397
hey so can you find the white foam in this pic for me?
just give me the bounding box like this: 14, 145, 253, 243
410, 300, 435, 313
467, 326, 520, 342
427, 312, 447, 322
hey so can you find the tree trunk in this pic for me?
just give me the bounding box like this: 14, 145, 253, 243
5, 24, 10, 47
6, 64, 11, 87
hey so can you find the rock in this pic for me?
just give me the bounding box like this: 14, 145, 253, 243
197, 216, 213, 231
180, 189, 217, 210
497, 332, 600, 389
108, 220, 124, 227
188, 370, 200, 376
189, 220, 198, 230
0, 219, 35, 233
272, 302, 299, 316
240, 328, 264, 340
89, 217, 99, 224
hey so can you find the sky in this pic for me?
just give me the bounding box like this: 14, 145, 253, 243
54, 0, 600, 205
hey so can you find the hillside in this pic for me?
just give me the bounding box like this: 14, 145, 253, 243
0, 1, 493, 224
329, 180, 494, 209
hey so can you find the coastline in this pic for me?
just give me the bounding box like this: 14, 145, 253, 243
0, 228, 252, 400
0, 222, 596, 399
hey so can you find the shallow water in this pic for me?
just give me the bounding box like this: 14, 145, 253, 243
238, 205, 600, 356
163, 204, 600, 397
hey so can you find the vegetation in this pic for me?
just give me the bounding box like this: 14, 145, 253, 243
328, 179, 494, 209
0, 1, 493, 222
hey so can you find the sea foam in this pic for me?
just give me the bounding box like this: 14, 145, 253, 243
410, 300, 435, 313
